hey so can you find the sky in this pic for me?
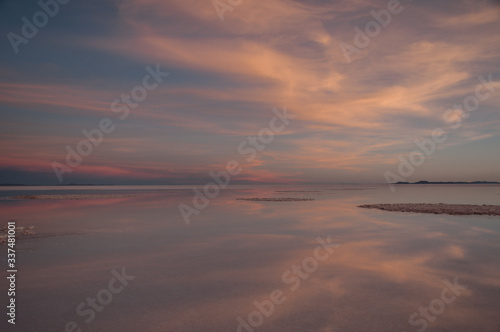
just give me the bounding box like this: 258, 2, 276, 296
0, 0, 499, 185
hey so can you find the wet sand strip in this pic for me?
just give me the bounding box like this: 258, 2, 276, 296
359, 203, 500, 216
237, 198, 315, 202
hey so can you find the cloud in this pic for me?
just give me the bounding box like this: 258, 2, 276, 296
0, 0, 499, 183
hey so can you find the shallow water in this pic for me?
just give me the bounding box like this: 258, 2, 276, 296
1, 184, 500, 331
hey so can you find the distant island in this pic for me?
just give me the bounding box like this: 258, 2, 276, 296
395, 181, 500, 185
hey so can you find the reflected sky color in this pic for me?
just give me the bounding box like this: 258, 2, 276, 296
2, 185, 500, 331
0, 0, 500, 184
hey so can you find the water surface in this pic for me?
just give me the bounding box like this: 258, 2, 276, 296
1, 184, 499, 331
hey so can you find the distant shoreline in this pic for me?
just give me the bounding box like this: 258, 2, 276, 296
1, 181, 499, 187
393, 181, 500, 185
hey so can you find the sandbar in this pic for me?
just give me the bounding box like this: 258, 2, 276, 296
359, 203, 500, 216
237, 197, 315, 202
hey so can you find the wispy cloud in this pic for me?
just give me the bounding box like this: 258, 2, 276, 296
0, 0, 499, 184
